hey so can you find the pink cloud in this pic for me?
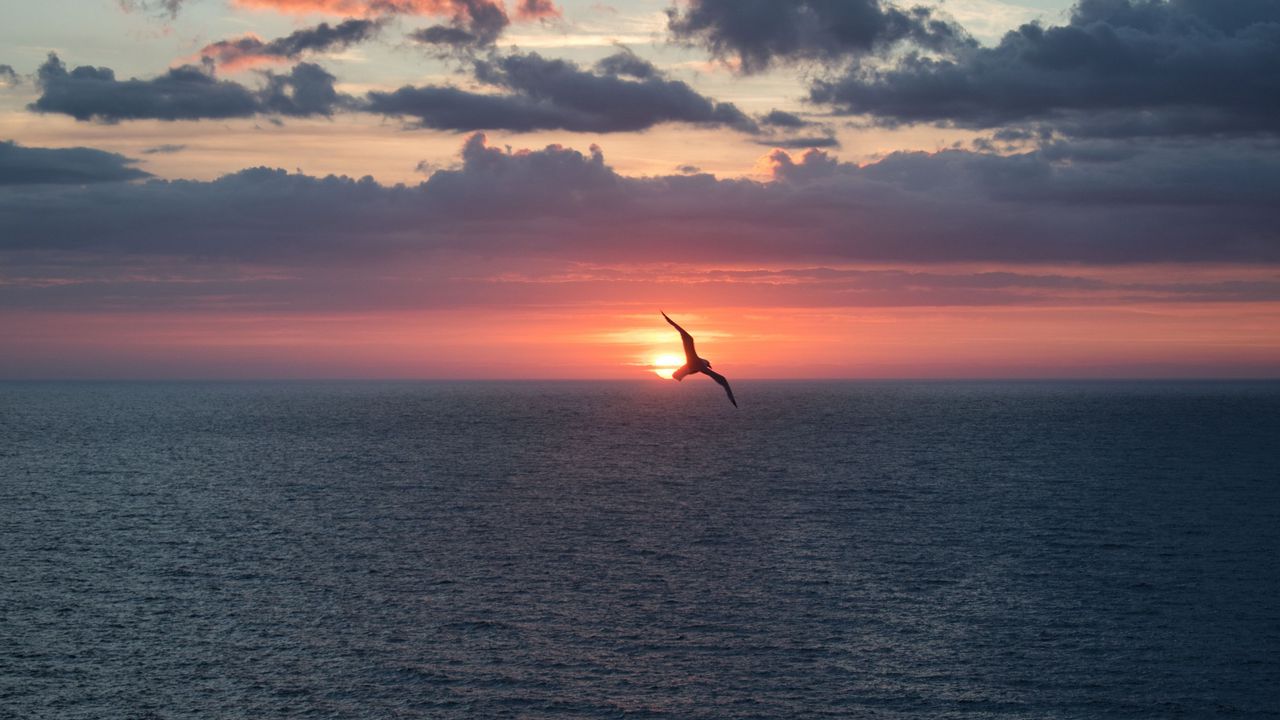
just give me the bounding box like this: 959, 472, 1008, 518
195, 34, 286, 71
514, 0, 560, 20
230, 0, 558, 22
232, 0, 464, 15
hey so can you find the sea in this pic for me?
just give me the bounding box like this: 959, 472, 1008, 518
2, 380, 1278, 719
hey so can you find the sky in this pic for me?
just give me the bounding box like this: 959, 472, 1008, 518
1, 0, 1279, 379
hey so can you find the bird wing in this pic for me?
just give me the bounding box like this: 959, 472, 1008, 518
703, 368, 738, 408
662, 311, 698, 364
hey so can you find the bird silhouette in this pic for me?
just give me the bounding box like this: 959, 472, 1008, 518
662, 311, 737, 407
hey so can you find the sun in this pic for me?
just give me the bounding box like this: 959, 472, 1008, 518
650, 353, 685, 379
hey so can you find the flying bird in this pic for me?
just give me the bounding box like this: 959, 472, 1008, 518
662, 311, 737, 407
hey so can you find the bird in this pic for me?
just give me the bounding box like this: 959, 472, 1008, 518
662, 311, 737, 407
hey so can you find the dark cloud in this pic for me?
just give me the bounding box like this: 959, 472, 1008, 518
366, 84, 590, 132
758, 109, 838, 148
761, 109, 810, 128
366, 50, 758, 133
757, 136, 841, 149
514, 0, 559, 20
141, 144, 187, 154
117, 0, 185, 19
769, 140, 1280, 207
594, 48, 659, 79
0, 140, 150, 185
811, 0, 1280, 138
29, 54, 347, 122
3, 134, 1278, 270
31, 54, 258, 121
200, 19, 382, 68
401, 1, 559, 52
258, 63, 345, 116
0, 64, 18, 86
407, 0, 514, 48
409, 24, 487, 48
668, 0, 971, 73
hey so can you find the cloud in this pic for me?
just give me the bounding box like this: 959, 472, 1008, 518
756, 109, 839, 148
141, 144, 187, 154
229, 0, 559, 17
232, 0, 482, 15
117, 0, 186, 18
31, 54, 258, 121
0, 140, 151, 185
200, 19, 382, 69
668, 0, 971, 73
760, 109, 810, 128
409, 1, 511, 48
593, 48, 659, 79
765, 139, 1280, 210
404, 0, 557, 50
408, 24, 489, 48
811, 0, 1280, 138
757, 136, 841, 149
366, 50, 758, 133
258, 62, 346, 116
514, 0, 558, 20
29, 54, 347, 122
0, 64, 18, 87
234, 0, 558, 48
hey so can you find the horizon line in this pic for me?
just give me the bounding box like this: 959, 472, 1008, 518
3, 376, 1280, 383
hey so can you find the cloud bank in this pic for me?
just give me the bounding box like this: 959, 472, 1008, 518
2, 134, 1277, 266
809, 0, 1280, 138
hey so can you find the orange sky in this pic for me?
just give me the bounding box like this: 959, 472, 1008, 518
4, 300, 1278, 379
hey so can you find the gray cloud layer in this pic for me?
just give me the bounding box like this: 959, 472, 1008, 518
3, 135, 1279, 314
0, 140, 151, 185
2, 134, 1277, 265
367, 50, 758, 133
29, 54, 346, 121
810, 0, 1280, 138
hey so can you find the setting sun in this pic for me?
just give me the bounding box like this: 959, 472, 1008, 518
650, 353, 685, 379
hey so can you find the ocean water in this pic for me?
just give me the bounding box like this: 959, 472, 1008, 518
2, 380, 1278, 719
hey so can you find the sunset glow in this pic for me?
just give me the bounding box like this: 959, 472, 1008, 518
1, 0, 1278, 379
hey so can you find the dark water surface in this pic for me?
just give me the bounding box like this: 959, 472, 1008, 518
2, 381, 1278, 718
